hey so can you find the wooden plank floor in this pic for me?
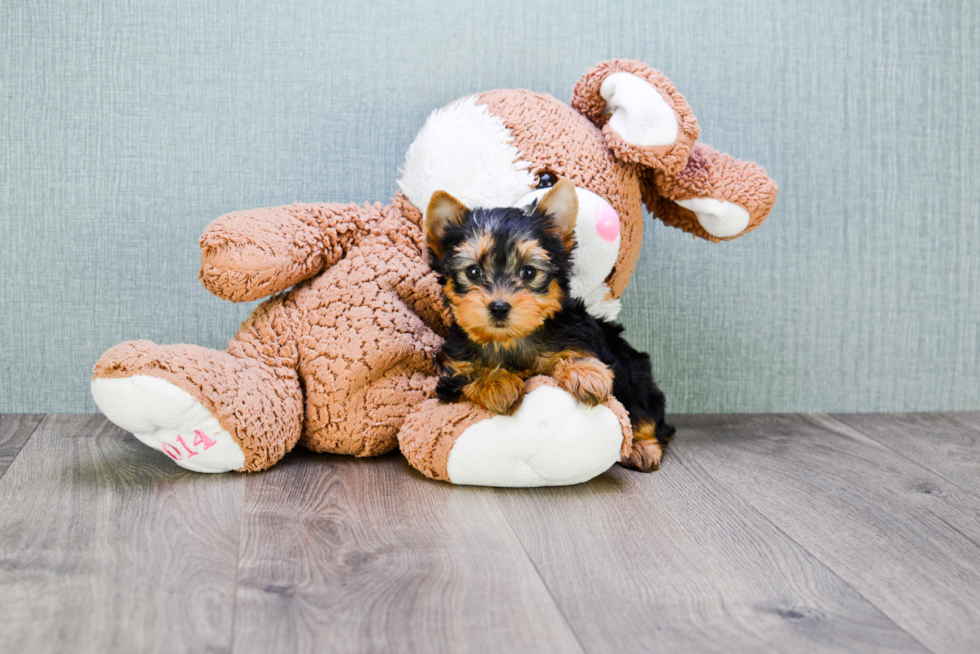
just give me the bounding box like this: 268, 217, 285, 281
0, 413, 977, 653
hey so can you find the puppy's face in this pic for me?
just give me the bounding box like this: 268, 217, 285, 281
427, 180, 579, 346
444, 228, 562, 345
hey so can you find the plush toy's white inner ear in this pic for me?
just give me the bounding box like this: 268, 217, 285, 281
600, 72, 679, 147
675, 197, 751, 238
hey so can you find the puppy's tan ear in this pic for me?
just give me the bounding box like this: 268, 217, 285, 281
426, 191, 469, 258
536, 178, 578, 242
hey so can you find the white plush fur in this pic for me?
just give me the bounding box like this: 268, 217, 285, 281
514, 186, 622, 320
675, 197, 750, 238
577, 284, 622, 321
600, 72, 679, 147
445, 385, 624, 487
397, 96, 535, 219
91, 376, 245, 473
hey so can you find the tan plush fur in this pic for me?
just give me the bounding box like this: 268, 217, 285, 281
645, 143, 779, 242
93, 59, 777, 479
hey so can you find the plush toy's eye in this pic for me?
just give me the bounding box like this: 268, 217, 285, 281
520, 266, 537, 282
536, 172, 557, 189
465, 265, 482, 281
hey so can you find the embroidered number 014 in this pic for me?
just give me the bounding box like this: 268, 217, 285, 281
161, 430, 217, 461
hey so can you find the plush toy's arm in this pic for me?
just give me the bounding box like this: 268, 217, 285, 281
199, 202, 383, 302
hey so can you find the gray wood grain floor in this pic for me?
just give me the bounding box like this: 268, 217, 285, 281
1, 412, 978, 654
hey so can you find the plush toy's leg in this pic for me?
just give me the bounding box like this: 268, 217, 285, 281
91, 301, 303, 473
398, 377, 632, 487
644, 142, 778, 242
280, 234, 446, 459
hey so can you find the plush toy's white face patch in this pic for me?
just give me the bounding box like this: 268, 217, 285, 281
514, 186, 622, 321
398, 96, 536, 219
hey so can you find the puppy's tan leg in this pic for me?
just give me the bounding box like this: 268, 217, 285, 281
551, 355, 614, 407
463, 369, 526, 415
621, 420, 667, 472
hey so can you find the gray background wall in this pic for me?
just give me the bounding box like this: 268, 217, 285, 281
2, 0, 978, 414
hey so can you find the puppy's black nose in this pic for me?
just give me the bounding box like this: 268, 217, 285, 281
489, 301, 511, 320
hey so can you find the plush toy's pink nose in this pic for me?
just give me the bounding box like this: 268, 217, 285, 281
595, 201, 620, 242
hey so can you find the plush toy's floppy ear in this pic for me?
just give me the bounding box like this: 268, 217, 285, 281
572, 59, 777, 242
426, 191, 469, 258
641, 143, 778, 242
535, 178, 578, 244
571, 59, 699, 176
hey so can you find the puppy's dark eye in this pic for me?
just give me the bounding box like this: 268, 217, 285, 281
465, 265, 482, 281
520, 266, 537, 282
536, 171, 557, 189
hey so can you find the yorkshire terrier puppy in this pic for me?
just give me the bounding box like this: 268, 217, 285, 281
426, 179, 675, 471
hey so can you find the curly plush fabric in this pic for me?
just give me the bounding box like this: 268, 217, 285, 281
97, 198, 449, 469
645, 143, 779, 242
93, 337, 303, 472
92, 59, 778, 483
199, 202, 384, 303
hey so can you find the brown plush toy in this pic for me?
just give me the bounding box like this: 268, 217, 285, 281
91, 60, 777, 486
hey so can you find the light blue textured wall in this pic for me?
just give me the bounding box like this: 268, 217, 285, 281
1, 0, 978, 413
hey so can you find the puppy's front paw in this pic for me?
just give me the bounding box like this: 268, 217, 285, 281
620, 421, 666, 472
464, 371, 526, 415
621, 439, 664, 472
553, 357, 613, 407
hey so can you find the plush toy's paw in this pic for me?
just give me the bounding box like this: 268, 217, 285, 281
552, 356, 613, 407
91, 375, 246, 473
399, 377, 631, 487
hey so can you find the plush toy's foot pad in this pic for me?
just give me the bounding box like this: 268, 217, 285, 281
445, 384, 625, 486
91, 375, 246, 473
399, 375, 627, 487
